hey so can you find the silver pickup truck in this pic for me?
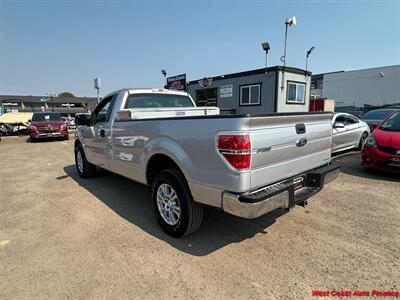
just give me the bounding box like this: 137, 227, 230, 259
74, 88, 340, 237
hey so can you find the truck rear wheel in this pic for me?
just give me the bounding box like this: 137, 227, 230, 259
151, 169, 203, 237
75, 144, 96, 178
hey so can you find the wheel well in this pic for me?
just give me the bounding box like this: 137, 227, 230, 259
146, 154, 184, 185
74, 139, 81, 149
360, 131, 369, 140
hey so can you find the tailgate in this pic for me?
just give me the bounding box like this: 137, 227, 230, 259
249, 113, 332, 190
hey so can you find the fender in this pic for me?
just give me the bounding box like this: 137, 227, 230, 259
143, 136, 196, 183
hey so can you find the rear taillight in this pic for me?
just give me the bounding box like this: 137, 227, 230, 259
217, 133, 251, 171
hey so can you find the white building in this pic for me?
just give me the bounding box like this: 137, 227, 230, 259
311, 65, 400, 107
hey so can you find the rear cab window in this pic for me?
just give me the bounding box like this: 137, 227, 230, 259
125, 93, 194, 109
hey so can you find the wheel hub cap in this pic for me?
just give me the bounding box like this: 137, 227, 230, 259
76, 151, 84, 173
156, 183, 181, 226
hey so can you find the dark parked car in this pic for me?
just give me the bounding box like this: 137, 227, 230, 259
362, 109, 400, 174
29, 112, 69, 142
361, 109, 397, 131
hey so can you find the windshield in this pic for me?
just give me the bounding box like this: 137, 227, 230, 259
125, 93, 194, 109
32, 112, 62, 121
362, 109, 395, 120
379, 111, 400, 132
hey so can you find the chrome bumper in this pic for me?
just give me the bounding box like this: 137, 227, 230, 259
222, 162, 340, 219
223, 191, 290, 219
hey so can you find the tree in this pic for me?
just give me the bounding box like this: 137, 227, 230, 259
58, 91, 75, 97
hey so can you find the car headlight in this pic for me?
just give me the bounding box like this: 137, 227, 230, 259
60, 124, 68, 130
29, 125, 38, 131
366, 134, 377, 148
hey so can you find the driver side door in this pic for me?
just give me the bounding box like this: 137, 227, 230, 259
84, 95, 116, 168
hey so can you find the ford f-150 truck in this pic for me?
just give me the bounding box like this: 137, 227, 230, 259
74, 88, 340, 237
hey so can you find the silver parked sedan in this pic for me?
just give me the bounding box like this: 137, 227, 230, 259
331, 113, 370, 153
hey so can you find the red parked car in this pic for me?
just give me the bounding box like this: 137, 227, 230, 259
29, 112, 69, 142
362, 109, 400, 174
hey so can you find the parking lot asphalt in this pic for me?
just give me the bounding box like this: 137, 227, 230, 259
1, 136, 399, 299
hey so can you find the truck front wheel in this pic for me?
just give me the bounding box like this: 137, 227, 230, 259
75, 144, 96, 178
151, 169, 203, 237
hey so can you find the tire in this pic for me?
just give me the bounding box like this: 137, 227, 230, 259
30, 137, 36, 143
357, 131, 368, 150
74, 143, 96, 178
64, 134, 69, 141
151, 169, 203, 237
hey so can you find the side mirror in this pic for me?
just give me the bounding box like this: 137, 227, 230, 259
333, 122, 345, 129
75, 114, 91, 126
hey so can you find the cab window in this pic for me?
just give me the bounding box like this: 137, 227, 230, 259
92, 95, 115, 125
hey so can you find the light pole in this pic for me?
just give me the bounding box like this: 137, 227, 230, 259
305, 46, 315, 81
261, 42, 270, 75
161, 69, 167, 88
94, 78, 101, 104
281, 16, 297, 89
46, 93, 57, 112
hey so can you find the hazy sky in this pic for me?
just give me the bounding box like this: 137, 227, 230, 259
1, 0, 399, 97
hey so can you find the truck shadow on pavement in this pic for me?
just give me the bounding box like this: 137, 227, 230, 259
332, 151, 400, 182
63, 165, 288, 256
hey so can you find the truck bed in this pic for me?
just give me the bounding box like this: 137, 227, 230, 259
111, 111, 332, 193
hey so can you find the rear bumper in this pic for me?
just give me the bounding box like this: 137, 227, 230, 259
222, 162, 340, 219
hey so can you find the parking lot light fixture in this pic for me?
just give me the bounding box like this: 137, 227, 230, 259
281, 16, 297, 89
306, 46, 315, 80
261, 42, 271, 74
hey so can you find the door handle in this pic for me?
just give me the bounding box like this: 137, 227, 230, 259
295, 123, 306, 134
99, 129, 105, 137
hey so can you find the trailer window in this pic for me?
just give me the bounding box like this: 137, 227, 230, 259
240, 84, 261, 106
287, 82, 305, 104
125, 94, 194, 109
